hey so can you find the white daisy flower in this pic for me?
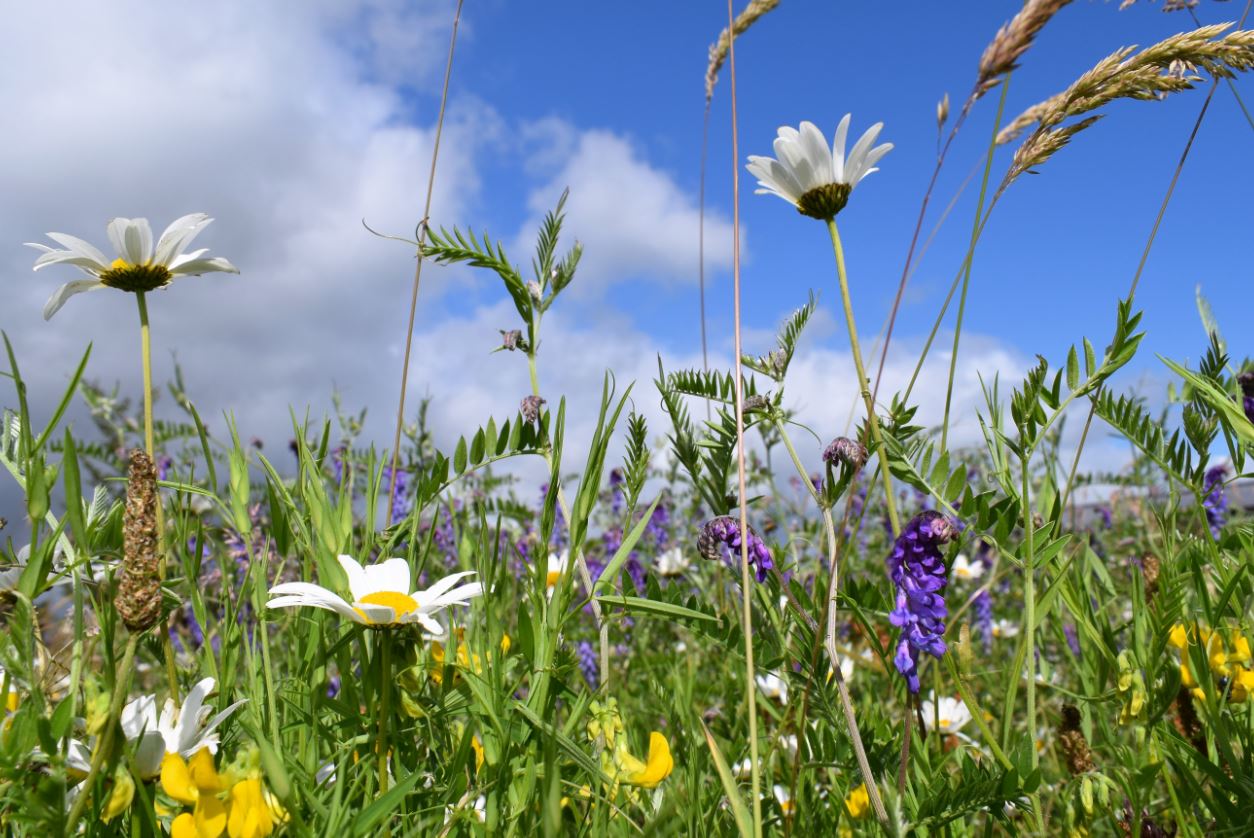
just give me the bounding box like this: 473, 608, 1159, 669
444, 794, 487, 824
66, 677, 243, 780
546, 550, 569, 589
655, 546, 690, 578
991, 619, 1020, 639
950, 554, 985, 582
266, 554, 483, 634
746, 115, 893, 220
755, 672, 788, 704
27, 214, 239, 319
732, 757, 755, 780
772, 784, 795, 817
920, 693, 972, 736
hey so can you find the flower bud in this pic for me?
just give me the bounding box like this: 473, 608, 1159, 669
520, 395, 546, 424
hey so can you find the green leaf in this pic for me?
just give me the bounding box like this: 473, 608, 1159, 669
593, 595, 718, 623
453, 436, 468, 474
593, 495, 662, 596
699, 719, 753, 838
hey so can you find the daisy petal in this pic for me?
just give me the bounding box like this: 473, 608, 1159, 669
831, 114, 852, 183
166, 255, 239, 277
42, 279, 106, 320
336, 555, 369, 601
154, 213, 212, 266
416, 571, 477, 603
107, 217, 153, 265
361, 558, 411, 597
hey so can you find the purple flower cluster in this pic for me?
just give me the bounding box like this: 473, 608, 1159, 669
886, 511, 959, 693
697, 516, 774, 583
1202, 464, 1228, 538
973, 589, 993, 654
382, 465, 411, 522
575, 640, 598, 688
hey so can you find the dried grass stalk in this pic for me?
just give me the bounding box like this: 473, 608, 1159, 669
705, 0, 781, 102
976, 0, 1074, 99
115, 449, 162, 632
1002, 24, 1254, 183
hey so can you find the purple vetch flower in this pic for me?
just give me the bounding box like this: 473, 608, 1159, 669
576, 640, 599, 688
330, 445, 348, 484
697, 515, 774, 583
645, 502, 671, 551
973, 589, 993, 654
1202, 464, 1229, 538
886, 511, 959, 693
1239, 371, 1254, 424
521, 395, 546, 424
382, 465, 411, 522
1063, 623, 1081, 658
1097, 506, 1112, 530
326, 675, 341, 699
608, 468, 625, 516
157, 455, 174, 482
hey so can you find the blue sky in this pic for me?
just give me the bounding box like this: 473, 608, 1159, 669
1, 0, 1251, 510
440, 0, 1251, 366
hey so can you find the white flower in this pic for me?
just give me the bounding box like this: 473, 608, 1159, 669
67, 678, 243, 779
772, 784, 795, 816
746, 115, 893, 219
444, 794, 487, 824
655, 546, 690, 578
950, 553, 985, 582
546, 550, 569, 588
755, 672, 788, 704
991, 619, 1020, 639
920, 693, 972, 736
27, 214, 239, 319
266, 554, 483, 634
733, 757, 755, 780
777, 733, 799, 760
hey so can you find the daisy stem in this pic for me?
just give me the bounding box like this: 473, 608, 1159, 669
135, 291, 180, 705
63, 632, 139, 834
824, 220, 900, 539
378, 633, 392, 801
773, 421, 888, 824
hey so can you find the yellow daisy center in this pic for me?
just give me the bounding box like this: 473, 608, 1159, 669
355, 590, 420, 624
546, 570, 562, 587
100, 258, 172, 293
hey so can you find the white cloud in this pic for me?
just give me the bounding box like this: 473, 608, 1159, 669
517, 125, 737, 293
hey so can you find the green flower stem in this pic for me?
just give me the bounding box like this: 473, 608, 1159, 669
825, 220, 901, 539
526, 347, 610, 689
774, 420, 888, 824
1020, 458, 1038, 773
378, 633, 392, 799
136, 292, 180, 705
63, 632, 140, 834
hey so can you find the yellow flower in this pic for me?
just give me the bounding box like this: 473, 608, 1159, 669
1229, 631, 1252, 666
1168, 624, 1189, 650
619, 732, 674, 789
471, 735, 485, 773
101, 767, 135, 822
429, 629, 510, 685
1230, 667, 1254, 702
227, 778, 274, 838
163, 750, 227, 838
844, 783, 870, 819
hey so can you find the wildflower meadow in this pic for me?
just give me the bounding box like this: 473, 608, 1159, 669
2, 1, 1254, 835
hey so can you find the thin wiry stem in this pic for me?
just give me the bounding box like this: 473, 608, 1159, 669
724, 4, 762, 833
699, 104, 713, 422
870, 84, 978, 410
940, 75, 1013, 451
385, 0, 465, 527
773, 420, 888, 824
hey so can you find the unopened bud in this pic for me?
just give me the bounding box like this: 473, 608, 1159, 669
822, 437, 867, 470
527, 281, 542, 302
742, 394, 769, 413
520, 395, 546, 424
937, 92, 950, 127
500, 329, 522, 351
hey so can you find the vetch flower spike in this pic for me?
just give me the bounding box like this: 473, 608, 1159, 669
886, 511, 959, 693
28, 214, 238, 319
266, 554, 483, 634
746, 115, 893, 220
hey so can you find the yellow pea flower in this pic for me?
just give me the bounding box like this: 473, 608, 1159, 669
844, 784, 870, 819
101, 768, 134, 823
226, 778, 274, 838
1230, 667, 1254, 703
163, 749, 228, 838
1168, 624, 1189, 650
620, 732, 673, 789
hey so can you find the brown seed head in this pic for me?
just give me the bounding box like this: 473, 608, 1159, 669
115, 449, 163, 632
1058, 704, 1096, 775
